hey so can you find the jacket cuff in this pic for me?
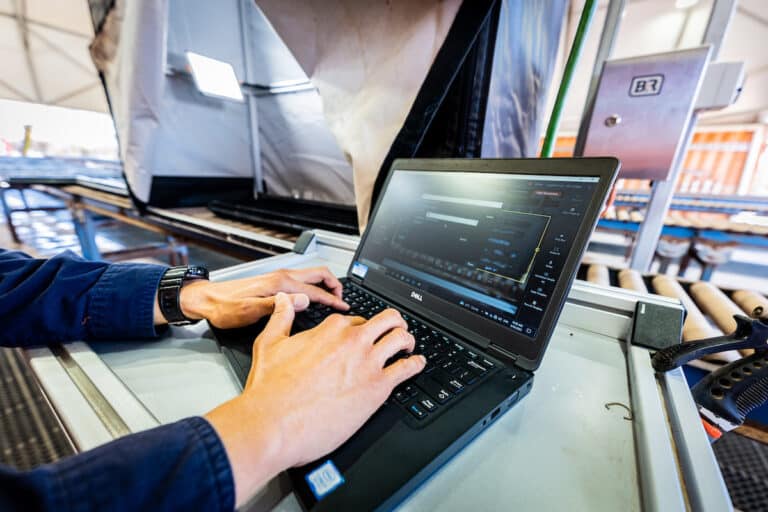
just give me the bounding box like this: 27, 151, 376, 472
88, 263, 167, 339
189, 417, 237, 511
48, 417, 235, 512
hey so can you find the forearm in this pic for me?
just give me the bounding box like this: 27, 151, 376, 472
0, 417, 234, 512
0, 250, 166, 346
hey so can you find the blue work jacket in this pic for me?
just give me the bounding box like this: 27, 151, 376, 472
0, 249, 235, 511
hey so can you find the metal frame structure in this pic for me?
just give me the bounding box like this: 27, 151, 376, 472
629, 0, 738, 271
574, 0, 742, 272
1, 179, 295, 261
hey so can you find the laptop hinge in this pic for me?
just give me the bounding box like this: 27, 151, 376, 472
487, 343, 518, 366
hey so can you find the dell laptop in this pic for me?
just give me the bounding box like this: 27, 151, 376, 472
214, 157, 619, 511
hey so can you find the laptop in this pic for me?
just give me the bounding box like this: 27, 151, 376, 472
213, 157, 619, 510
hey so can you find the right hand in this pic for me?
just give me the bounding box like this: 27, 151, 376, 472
205, 292, 426, 506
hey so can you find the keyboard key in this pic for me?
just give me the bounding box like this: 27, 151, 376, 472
416, 376, 452, 404
433, 371, 466, 393
466, 360, 488, 374
481, 358, 496, 369
446, 379, 465, 393
408, 403, 428, 420
393, 390, 411, 404
457, 369, 478, 385
420, 397, 437, 412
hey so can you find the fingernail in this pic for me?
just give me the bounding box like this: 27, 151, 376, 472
419, 355, 427, 365
292, 294, 310, 309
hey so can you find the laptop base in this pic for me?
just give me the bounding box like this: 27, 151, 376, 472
290, 366, 531, 511
211, 291, 532, 511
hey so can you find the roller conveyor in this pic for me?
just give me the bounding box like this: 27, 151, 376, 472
612, 192, 768, 216
580, 263, 768, 364
601, 207, 768, 239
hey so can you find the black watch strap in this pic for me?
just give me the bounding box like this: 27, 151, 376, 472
158, 265, 209, 325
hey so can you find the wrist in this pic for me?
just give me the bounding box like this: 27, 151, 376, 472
205, 396, 287, 505
155, 265, 210, 325
179, 280, 211, 321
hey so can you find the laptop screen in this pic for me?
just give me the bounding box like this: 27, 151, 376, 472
350, 169, 600, 341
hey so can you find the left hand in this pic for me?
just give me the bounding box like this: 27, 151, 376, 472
156, 266, 349, 328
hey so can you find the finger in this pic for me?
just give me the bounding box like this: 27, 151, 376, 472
319, 313, 365, 329
356, 309, 408, 344
235, 293, 308, 326
237, 296, 275, 325
289, 281, 349, 311
383, 355, 427, 387
256, 292, 295, 341
371, 328, 415, 367
292, 267, 344, 299
289, 293, 310, 311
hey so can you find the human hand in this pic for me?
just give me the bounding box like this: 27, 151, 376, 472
154, 266, 349, 328
204, 292, 426, 505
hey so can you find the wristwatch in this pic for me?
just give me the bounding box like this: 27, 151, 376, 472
158, 265, 210, 325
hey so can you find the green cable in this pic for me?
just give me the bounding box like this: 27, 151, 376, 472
541, 0, 598, 158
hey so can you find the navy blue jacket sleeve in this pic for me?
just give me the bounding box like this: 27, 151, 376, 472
0, 417, 235, 512
0, 249, 236, 510
0, 249, 166, 347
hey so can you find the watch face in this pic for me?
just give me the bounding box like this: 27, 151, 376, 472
186, 266, 210, 280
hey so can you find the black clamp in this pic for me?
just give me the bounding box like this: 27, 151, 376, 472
651, 315, 768, 372
652, 315, 768, 431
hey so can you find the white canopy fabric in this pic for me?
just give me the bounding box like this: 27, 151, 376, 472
257, 0, 461, 224
0, 0, 108, 112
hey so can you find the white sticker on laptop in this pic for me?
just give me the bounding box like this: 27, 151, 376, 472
306, 460, 345, 500
351, 261, 369, 278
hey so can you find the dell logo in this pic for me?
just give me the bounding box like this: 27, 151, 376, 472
410, 291, 423, 302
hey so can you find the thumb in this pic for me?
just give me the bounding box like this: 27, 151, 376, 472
288, 293, 310, 311
259, 292, 296, 340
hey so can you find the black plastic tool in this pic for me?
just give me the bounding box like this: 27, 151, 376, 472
652, 315, 768, 372
692, 349, 768, 430
651, 315, 768, 434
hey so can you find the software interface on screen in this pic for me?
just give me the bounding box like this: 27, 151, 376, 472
352, 170, 600, 339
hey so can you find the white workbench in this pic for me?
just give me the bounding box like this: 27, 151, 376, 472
28, 231, 731, 511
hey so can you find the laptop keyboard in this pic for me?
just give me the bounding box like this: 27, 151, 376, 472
297, 282, 500, 424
